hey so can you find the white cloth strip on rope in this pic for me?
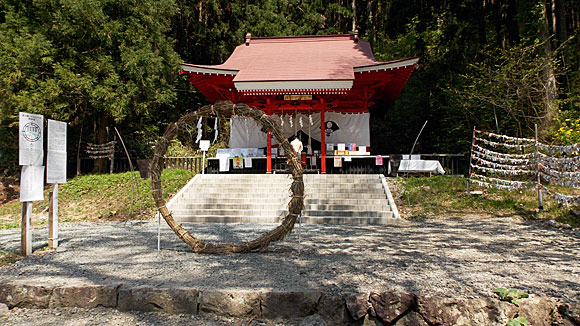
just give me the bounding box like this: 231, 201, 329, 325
473, 145, 536, 159
538, 151, 580, 166
473, 155, 534, 170
538, 142, 580, 155
540, 172, 580, 189
538, 163, 580, 179
471, 173, 535, 189
471, 163, 536, 176
474, 129, 535, 144
476, 137, 535, 149
470, 179, 529, 191
472, 150, 534, 165
541, 185, 580, 205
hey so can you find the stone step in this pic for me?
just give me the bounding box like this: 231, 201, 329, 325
170, 208, 288, 217
305, 198, 389, 206
304, 187, 384, 194
304, 204, 390, 211
179, 192, 290, 199
174, 215, 284, 223
303, 210, 392, 218
306, 193, 386, 199
300, 215, 396, 225
175, 215, 396, 225
171, 203, 287, 210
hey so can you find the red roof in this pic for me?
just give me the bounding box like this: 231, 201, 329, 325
181, 34, 418, 110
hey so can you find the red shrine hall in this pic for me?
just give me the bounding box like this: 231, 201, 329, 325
181, 33, 418, 174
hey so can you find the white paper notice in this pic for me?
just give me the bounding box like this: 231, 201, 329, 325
20, 165, 45, 202
46, 120, 67, 184
19, 112, 44, 166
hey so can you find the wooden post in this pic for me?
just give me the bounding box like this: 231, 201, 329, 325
48, 184, 59, 249
21, 202, 32, 256
535, 124, 544, 212
110, 135, 115, 174
320, 108, 326, 174
266, 129, 272, 174
467, 126, 476, 194
76, 125, 83, 176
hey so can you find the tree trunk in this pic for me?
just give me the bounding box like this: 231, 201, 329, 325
540, 0, 559, 133
93, 112, 109, 173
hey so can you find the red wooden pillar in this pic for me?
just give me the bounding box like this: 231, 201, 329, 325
320, 108, 326, 174
266, 99, 272, 174
266, 129, 272, 173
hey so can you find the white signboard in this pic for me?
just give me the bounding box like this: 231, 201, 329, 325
20, 165, 45, 202
199, 140, 210, 151
19, 112, 44, 166
46, 120, 67, 184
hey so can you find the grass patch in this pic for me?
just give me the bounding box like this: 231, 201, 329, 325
0, 169, 194, 229
0, 251, 21, 266
397, 176, 579, 226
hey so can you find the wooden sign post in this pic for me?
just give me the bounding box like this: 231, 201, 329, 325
19, 112, 45, 256
48, 184, 59, 248
47, 119, 67, 249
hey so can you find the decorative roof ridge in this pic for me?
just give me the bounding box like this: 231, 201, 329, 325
248, 34, 356, 44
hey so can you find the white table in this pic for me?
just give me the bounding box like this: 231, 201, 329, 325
397, 159, 445, 175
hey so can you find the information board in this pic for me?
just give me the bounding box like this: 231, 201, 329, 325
47, 119, 67, 184
19, 112, 44, 166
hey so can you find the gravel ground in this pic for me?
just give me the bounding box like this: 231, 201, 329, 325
0, 217, 579, 323
0, 306, 289, 326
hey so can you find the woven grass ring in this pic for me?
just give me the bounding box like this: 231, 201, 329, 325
149, 101, 304, 254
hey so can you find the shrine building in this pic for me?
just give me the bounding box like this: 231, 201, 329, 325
181, 32, 418, 174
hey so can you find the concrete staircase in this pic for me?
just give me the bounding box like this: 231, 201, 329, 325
168, 174, 399, 225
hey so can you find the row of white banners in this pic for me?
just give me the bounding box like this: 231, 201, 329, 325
471, 130, 580, 205
19, 112, 67, 202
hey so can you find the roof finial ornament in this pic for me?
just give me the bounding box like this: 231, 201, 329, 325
245, 33, 251, 46
354, 29, 359, 43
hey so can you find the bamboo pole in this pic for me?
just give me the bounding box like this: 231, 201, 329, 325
467, 126, 476, 195
535, 124, 544, 213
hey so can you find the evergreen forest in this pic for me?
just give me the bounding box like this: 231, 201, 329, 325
1, 0, 579, 175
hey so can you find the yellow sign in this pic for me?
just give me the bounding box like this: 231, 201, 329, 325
284, 95, 312, 101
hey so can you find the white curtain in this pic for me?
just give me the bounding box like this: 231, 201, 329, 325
229, 112, 370, 148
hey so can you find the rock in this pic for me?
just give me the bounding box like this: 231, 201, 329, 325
369, 291, 414, 324
568, 303, 580, 323
518, 297, 557, 326
0, 282, 53, 308
317, 292, 349, 325
362, 314, 384, 326
117, 286, 199, 314
50, 285, 118, 308
199, 290, 260, 318
261, 291, 321, 320
299, 314, 328, 326
344, 293, 369, 320
394, 311, 429, 326
0, 303, 9, 315
418, 296, 517, 326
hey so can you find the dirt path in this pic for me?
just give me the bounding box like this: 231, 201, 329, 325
0, 217, 578, 304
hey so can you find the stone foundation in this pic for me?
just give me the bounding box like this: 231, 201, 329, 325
0, 282, 578, 325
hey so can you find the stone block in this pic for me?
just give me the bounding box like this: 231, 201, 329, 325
261, 291, 321, 319
317, 292, 350, 325
518, 297, 557, 326
118, 286, 199, 314
394, 311, 429, 326
369, 291, 414, 324
199, 290, 260, 318
0, 282, 53, 308
344, 292, 370, 321
50, 284, 118, 308
418, 296, 517, 326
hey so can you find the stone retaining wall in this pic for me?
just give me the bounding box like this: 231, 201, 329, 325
0, 282, 578, 325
